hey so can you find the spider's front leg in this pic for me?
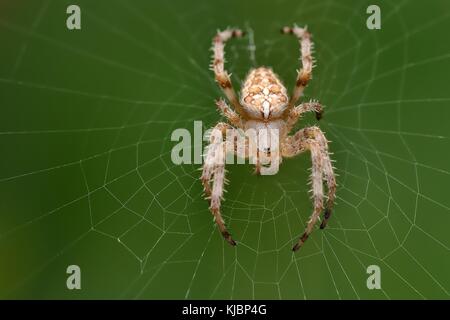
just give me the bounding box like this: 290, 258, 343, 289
201, 122, 246, 246
282, 126, 336, 251
281, 25, 314, 108
211, 28, 247, 117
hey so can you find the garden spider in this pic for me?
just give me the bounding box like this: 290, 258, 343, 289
201, 26, 336, 251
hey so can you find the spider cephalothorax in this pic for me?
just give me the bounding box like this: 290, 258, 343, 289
202, 26, 336, 251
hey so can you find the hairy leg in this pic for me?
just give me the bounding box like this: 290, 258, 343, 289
201, 122, 231, 196
281, 25, 314, 108
292, 140, 324, 251
281, 126, 336, 250
211, 28, 247, 117
285, 100, 323, 132
201, 122, 249, 246
303, 127, 336, 229
216, 99, 244, 128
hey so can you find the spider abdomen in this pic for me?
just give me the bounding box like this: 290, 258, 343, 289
240, 67, 289, 120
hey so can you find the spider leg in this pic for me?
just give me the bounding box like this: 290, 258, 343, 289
293, 140, 323, 251
201, 122, 247, 246
304, 127, 336, 229
201, 122, 230, 196
281, 126, 336, 251
281, 25, 314, 108
211, 28, 247, 117
285, 100, 324, 132
216, 99, 244, 128
211, 160, 236, 246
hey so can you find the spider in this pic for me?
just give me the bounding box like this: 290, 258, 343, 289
201, 26, 336, 251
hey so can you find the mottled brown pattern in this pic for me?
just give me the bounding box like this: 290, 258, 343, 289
240, 67, 289, 119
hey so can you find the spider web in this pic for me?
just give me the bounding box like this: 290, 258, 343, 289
0, 0, 449, 299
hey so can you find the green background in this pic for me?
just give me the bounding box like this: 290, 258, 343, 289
0, 0, 449, 299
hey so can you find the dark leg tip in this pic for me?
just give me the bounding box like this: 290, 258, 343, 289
320, 209, 331, 229
315, 111, 323, 120
293, 232, 309, 251
227, 237, 237, 246
222, 231, 237, 246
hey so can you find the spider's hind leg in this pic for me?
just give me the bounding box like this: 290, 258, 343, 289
292, 140, 324, 251
282, 126, 336, 251
303, 127, 336, 230
201, 122, 242, 246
